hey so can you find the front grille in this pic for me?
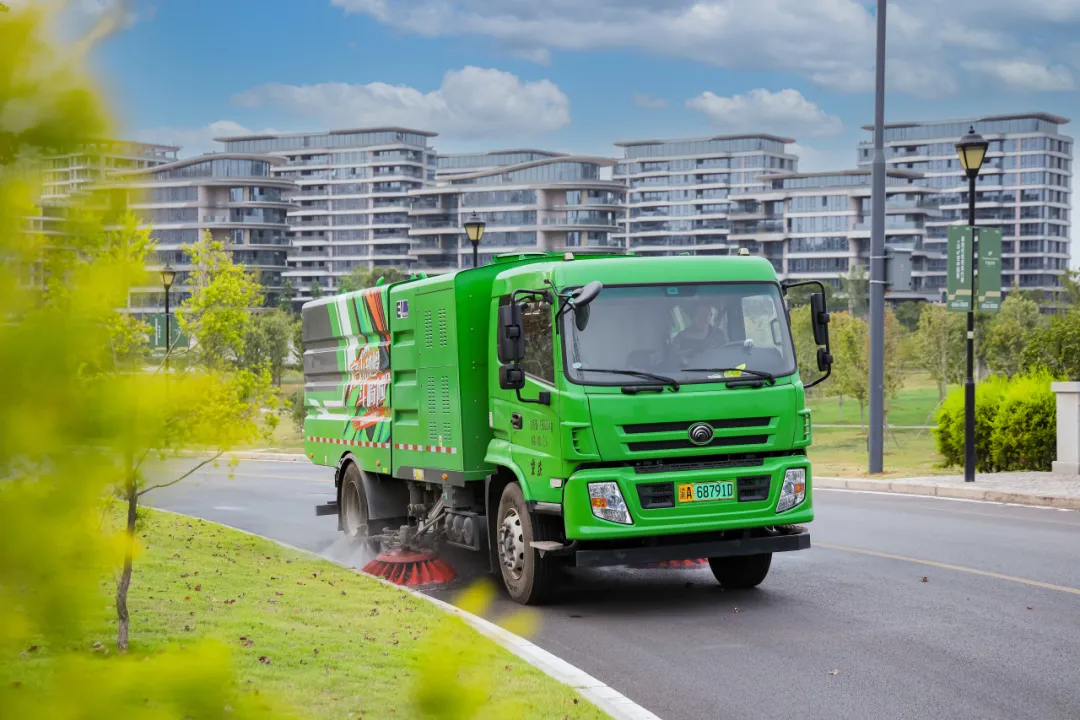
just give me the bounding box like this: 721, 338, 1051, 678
627, 434, 769, 453
623, 417, 772, 434
635, 455, 764, 472
737, 475, 771, 502
636, 482, 675, 509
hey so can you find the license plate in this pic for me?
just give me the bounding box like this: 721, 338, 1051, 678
678, 481, 735, 503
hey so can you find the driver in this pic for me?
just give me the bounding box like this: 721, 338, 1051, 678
672, 300, 727, 356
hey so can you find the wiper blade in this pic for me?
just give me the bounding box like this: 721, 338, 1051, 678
682, 367, 776, 384
575, 367, 680, 391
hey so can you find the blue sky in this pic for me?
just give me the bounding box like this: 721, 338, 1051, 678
72, 0, 1080, 170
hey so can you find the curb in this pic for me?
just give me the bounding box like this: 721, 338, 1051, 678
815, 476, 1080, 511
152, 508, 659, 720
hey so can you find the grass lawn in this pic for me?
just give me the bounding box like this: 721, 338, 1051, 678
807, 372, 954, 428
808, 426, 953, 478
2, 509, 606, 720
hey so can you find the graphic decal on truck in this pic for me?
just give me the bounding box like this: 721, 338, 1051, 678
339, 286, 392, 446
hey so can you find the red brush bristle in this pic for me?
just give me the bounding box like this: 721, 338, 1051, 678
361, 549, 456, 586
642, 558, 709, 569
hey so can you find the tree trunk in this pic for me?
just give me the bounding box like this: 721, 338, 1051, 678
838, 394, 844, 423
937, 379, 946, 403
859, 402, 866, 430
116, 456, 137, 652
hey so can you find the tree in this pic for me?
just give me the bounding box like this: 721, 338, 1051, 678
829, 309, 904, 427
243, 308, 296, 385
914, 303, 965, 401
841, 263, 869, 319
893, 300, 925, 332
1022, 309, 1080, 380
175, 230, 263, 370
309, 279, 323, 299
1061, 268, 1080, 309
340, 265, 407, 293
0, 4, 285, 715
277, 277, 295, 312
983, 295, 1042, 377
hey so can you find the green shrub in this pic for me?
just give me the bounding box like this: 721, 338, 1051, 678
934, 372, 1057, 472
935, 375, 1009, 472
989, 371, 1057, 472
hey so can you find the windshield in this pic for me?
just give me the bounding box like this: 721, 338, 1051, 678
563, 282, 796, 385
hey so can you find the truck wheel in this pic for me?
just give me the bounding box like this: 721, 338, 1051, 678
708, 553, 772, 589
496, 482, 560, 605
340, 464, 381, 551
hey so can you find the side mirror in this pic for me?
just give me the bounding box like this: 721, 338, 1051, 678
810, 292, 830, 346
817, 347, 834, 373
499, 364, 526, 391
572, 281, 603, 308
574, 303, 591, 332
497, 303, 525, 364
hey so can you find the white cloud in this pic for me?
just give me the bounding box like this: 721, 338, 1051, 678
231, 66, 570, 139
789, 143, 852, 173
962, 59, 1075, 91
687, 88, 843, 138
506, 46, 551, 64
633, 93, 668, 109
330, 0, 1080, 98
133, 120, 281, 158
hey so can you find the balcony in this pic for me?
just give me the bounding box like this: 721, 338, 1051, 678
542, 212, 617, 228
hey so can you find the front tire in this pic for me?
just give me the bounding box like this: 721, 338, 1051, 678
708, 553, 772, 589
495, 483, 560, 605
340, 464, 382, 551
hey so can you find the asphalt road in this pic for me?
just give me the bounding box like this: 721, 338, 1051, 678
148, 459, 1080, 720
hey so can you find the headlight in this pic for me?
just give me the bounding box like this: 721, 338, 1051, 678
588, 482, 633, 525
776, 468, 806, 513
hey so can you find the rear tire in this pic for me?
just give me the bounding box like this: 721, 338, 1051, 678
708, 553, 772, 589
340, 464, 383, 551
495, 482, 561, 605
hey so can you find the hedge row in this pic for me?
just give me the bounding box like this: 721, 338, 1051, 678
934, 371, 1058, 472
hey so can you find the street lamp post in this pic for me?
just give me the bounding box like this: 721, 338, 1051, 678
463, 213, 486, 268
161, 264, 176, 372
955, 126, 989, 483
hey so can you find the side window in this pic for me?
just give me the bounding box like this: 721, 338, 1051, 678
742, 294, 782, 351
521, 299, 555, 384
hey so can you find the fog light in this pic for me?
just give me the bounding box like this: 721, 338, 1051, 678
776, 468, 806, 513
587, 482, 633, 525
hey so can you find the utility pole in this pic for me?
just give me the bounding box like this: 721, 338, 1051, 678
867, 0, 887, 474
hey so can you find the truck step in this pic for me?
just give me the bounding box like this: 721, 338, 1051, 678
530, 541, 571, 555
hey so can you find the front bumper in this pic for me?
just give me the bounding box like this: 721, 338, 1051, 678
574, 527, 810, 568
562, 455, 813, 540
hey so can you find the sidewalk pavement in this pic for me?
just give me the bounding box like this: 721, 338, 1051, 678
222, 451, 1080, 511
816, 473, 1080, 510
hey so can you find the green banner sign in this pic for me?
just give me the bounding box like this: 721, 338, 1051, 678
976, 227, 1003, 313
145, 314, 188, 349
946, 226, 973, 312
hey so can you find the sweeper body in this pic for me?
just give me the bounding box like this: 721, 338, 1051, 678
303, 252, 834, 604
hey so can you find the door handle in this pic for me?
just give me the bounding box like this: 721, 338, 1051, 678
511, 412, 523, 430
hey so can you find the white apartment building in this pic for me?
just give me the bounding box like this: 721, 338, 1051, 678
729, 169, 940, 298
40, 140, 179, 201
215, 128, 437, 301
407, 152, 625, 272
113, 153, 295, 314
613, 134, 798, 256
857, 113, 1073, 296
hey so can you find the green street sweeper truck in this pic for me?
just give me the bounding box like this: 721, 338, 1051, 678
304, 251, 833, 604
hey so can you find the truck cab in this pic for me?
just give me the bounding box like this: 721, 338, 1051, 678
303, 252, 832, 604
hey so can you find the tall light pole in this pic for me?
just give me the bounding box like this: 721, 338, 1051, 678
868, 0, 888, 474
161, 264, 175, 372
955, 126, 989, 483
464, 213, 486, 268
